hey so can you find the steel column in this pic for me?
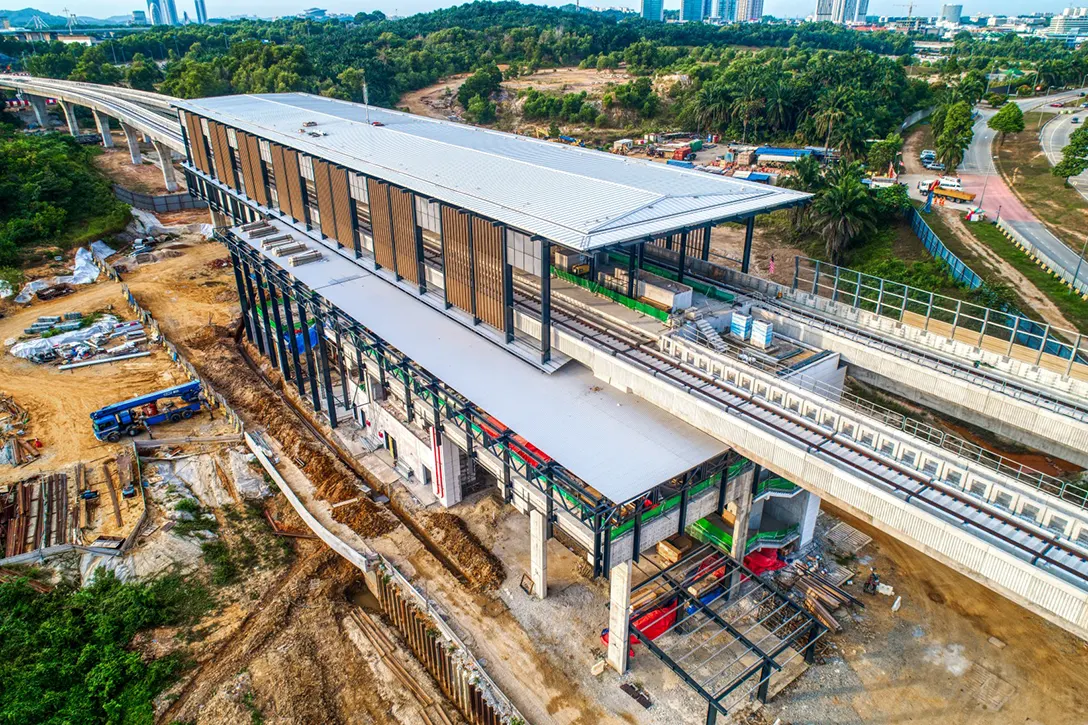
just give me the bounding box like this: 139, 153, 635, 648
297, 296, 321, 411
254, 266, 277, 369
314, 313, 337, 427
701, 224, 712, 261
741, 217, 755, 274
336, 325, 350, 408
540, 238, 552, 364
627, 245, 637, 299
282, 285, 306, 398
267, 270, 291, 380
240, 260, 265, 355
678, 230, 688, 284
229, 251, 254, 343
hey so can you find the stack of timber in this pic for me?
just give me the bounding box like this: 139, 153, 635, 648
1, 478, 36, 557
656, 533, 693, 565
785, 569, 863, 633
0, 394, 40, 467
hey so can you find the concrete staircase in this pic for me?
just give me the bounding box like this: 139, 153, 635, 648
694, 317, 729, 353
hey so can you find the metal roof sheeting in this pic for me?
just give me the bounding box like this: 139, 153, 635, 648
176, 93, 809, 251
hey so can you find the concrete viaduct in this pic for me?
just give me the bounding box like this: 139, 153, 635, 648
0, 74, 185, 192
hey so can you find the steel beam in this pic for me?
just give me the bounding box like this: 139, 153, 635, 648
229, 251, 254, 343
297, 296, 321, 411
314, 313, 337, 428
254, 266, 277, 369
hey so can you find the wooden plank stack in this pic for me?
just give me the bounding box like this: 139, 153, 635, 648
0, 394, 40, 467
656, 534, 693, 565
791, 571, 862, 634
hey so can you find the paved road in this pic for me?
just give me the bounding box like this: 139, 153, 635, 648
1039, 109, 1088, 200
954, 89, 1088, 283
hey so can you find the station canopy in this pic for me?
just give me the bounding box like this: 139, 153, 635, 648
179, 93, 809, 252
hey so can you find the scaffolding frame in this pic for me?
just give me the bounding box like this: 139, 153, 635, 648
627, 543, 824, 722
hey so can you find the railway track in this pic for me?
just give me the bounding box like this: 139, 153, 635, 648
513, 286, 1088, 590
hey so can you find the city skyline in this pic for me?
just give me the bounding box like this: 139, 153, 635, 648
9, 0, 1083, 22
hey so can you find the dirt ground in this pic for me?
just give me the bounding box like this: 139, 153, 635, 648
399, 66, 633, 122
765, 503, 1088, 725
935, 207, 1078, 331
93, 139, 187, 195
0, 291, 194, 488
709, 218, 810, 286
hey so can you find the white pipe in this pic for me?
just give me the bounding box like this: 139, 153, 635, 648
58, 351, 151, 370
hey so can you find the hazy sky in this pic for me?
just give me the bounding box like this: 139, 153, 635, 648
25, 0, 1072, 21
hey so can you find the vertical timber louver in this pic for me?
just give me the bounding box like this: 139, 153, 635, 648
390, 187, 419, 285
236, 131, 257, 203
367, 178, 396, 271
312, 159, 338, 242
471, 217, 505, 330
269, 144, 294, 219
280, 146, 305, 224
329, 164, 355, 249
241, 132, 268, 207
207, 121, 236, 190
440, 206, 473, 315
185, 113, 211, 175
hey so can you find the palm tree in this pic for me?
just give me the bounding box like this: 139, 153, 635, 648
693, 84, 731, 133
729, 81, 764, 143
814, 87, 852, 152
764, 78, 792, 135
780, 154, 824, 234
813, 175, 875, 264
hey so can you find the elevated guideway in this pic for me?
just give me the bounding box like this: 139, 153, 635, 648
0, 74, 184, 152
528, 290, 1088, 640
642, 248, 1088, 469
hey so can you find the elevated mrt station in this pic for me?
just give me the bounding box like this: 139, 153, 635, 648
177, 92, 830, 713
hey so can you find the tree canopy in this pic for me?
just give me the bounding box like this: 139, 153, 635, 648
1053, 125, 1088, 179
987, 101, 1024, 139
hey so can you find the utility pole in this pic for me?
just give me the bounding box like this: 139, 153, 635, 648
1074, 237, 1088, 290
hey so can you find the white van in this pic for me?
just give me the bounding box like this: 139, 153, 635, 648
938, 176, 963, 191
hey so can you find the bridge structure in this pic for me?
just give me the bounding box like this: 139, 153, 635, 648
5, 76, 1088, 721
0, 74, 184, 190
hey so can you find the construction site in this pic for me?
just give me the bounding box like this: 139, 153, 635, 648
1, 76, 1088, 725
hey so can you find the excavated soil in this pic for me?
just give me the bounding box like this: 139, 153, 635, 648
175, 327, 398, 540
421, 511, 505, 591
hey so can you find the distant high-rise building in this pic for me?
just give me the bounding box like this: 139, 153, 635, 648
147, 0, 161, 24
131, 9, 147, 24
830, 0, 856, 23
940, 3, 962, 23
736, 0, 762, 21
716, 0, 737, 20
854, 0, 868, 20
815, 0, 834, 21
641, 0, 664, 21
681, 0, 704, 21
162, 0, 179, 24
194, 0, 207, 24
1048, 7, 1088, 38
702, 0, 713, 20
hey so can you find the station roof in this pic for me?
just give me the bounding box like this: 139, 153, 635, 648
231, 220, 728, 504
179, 93, 809, 252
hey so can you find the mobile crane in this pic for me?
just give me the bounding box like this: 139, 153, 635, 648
90, 381, 208, 442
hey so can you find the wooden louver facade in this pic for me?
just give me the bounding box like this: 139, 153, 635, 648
471, 217, 505, 330
329, 165, 355, 251
207, 121, 236, 190
236, 132, 268, 207
312, 159, 338, 244
390, 187, 420, 286
367, 178, 397, 272
440, 206, 474, 317
183, 112, 211, 176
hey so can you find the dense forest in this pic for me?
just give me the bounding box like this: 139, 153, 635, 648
0, 121, 130, 270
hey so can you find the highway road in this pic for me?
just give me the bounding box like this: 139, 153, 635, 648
1040, 109, 1088, 201
956, 89, 1088, 284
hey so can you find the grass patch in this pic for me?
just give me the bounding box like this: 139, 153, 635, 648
201, 541, 239, 586
996, 112, 1088, 245
960, 220, 1088, 333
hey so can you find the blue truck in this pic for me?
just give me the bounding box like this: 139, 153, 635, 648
90, 381, 208, 442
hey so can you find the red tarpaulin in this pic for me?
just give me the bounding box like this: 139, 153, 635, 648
600, 601, 679, 656
744, 549, 786, 575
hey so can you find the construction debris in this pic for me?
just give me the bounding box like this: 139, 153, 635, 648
10, 313, 153, 370
0, 393, 42, 467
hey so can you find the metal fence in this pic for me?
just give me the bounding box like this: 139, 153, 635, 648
112, 184, 207, 213
909, 208, 985, 289
793, 257, 1088, 374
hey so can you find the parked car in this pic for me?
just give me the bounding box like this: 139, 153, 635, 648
938, 176, 964, 191
924, 161, 946, 172
1050, 102, 1064, 107
1073, 116, 1081, 124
